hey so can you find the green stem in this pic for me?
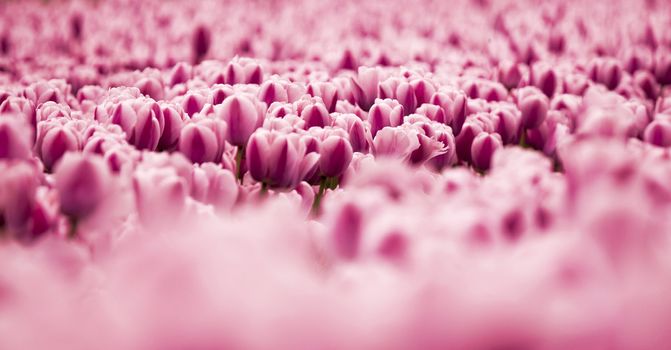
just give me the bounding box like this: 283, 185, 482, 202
67, 217, 78, 240
519, 129, 529, 148
311, 177, 328, 216
235, 146, 245, 184
260, 182, 268, 197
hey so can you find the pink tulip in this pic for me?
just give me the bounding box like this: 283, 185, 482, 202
178, 118, 225, 164
318, 135, 353, 178
0, 117, 33, 160
53, 153, 111, 220
217, 94, 264, 147
471, 132, 503, 170
368, 99, 404, 137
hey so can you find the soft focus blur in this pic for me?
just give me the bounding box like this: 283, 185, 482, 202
1, 0, 671, 349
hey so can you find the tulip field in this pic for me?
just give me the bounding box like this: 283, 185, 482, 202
1, 0, 671, 348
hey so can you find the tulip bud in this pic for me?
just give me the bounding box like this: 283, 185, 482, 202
0, 161, 39, 233
38, 123, 80, 171
455, 120, 484, 163
134, 77, 164, 100
178, 122, 220, 164
246, 130, 306, 189
410, 79, 436, 106
498, 60, 522, 90
300, 102, 331, 129
622, 46, 653, 74
471, 132, 503, 171
168, 62, 192, 87
245, 131, 271, 182
492, 107, 521, 144
54, 153, 111, 220
258, 81, 289, 106
133, 168, 187, 230
109, 100, 164, 151
517, 87, 549, 129
190, 163, 238, 211
655, 49, 671, 85
415, 104, 447, 124
633, 71, 660, 101
307, 82, 339, 113
0, 96, 37, 132
133, 105, 161, 151
333, 113, 370, 153
266, 134, 301, 188
226, 60, 263, 85
157, 103, 185, 151
23, 80, 66, 105
368, 99, 404, 137
396, 82, 417, 115
181, 92, 207, 117
0, 117, 32, 160
643, 119, 671, 147
351, 67, 382, 111
589, 58, 623, 90
218, 94, 263, 146
192, 25, 211, 64
548, 31, 565, 53
319, 136, 353, 178
530, 63, 558, 98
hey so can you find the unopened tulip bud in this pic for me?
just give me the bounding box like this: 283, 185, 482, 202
319, 136, 353, 178
471, 132, 503, 171
0, 118, 32, 160
455, 120, 484, 163
655, 49, 671, 85
245, 131, 271, 182
38, 123, 80, 170
351, 67, 382, 111
192, 25, 211, 64
168, 62, 192, 87
135, 77, 164, 100
415, 104, 447, 124
190, 163, 238, 211
181, 93, 206, 117
368, 99, 404, 137
530, 63, 558, 98
307, 82, 339, 113
266, 134, 301, 188
643, 119, 671, 147
157, 103, 185, 151
218, 94, 263, 146
498, 61, 522, 90
133, 168, 187, 229
517, 87, 549, 129
590, 59, 623, 90
0, 161, 39, 233
334, 114, 370, 153
634, 71, 660, 101
258, 81, 288, 106
178, 122, 219, 164
54, 153, 111, 220
410, 79, 436, 106
396, 82, 417, 115
300, 103, 330, 129
492, 107, 521, 144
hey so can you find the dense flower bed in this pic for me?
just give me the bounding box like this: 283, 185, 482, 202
1, 0, 671, 348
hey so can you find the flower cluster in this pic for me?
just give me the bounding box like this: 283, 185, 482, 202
1, 0, 671, 348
